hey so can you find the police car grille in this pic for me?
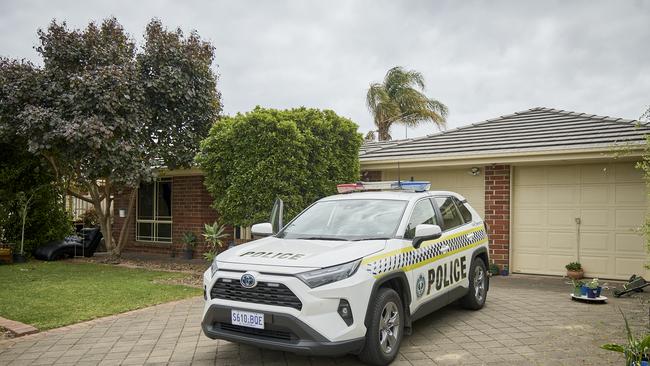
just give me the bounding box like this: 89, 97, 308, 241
219, 323, 295, 341
210, 279, 303, 310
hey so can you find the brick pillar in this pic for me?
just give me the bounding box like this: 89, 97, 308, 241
484, 165, 510, 266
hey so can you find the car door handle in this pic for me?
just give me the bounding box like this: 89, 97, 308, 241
440, 245, 450, 253
466, 233, 475, 240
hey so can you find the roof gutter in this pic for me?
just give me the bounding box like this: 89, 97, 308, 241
359, 145, 645, 170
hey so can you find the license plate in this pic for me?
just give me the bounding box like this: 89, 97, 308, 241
231, 310, 264, 329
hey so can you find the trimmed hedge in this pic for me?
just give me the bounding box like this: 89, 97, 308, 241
197, 107, 363, 226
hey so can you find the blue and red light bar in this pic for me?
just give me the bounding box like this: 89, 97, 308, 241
336, 181, 431, 193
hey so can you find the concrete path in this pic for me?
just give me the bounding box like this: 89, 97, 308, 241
0, 275, 647, 365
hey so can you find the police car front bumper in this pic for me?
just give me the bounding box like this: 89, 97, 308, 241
201, 304, 364, 356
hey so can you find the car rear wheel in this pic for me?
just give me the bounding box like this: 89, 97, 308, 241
359, 287, 403, 366
461, 258, 488, 310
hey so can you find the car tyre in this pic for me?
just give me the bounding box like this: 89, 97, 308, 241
359, 287, 403, 366
461, 258, 488, 310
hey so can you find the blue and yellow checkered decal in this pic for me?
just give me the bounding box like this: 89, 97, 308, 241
362, 226, 488, 277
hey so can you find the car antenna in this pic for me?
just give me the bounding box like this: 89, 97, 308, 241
397, 160, 401, 187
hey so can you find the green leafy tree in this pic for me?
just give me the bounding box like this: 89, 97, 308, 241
196, 107, 362, 226
366, 66, 448, 141
0, 18, 220, 256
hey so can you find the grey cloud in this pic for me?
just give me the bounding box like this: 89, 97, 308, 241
1, 0, 648, 139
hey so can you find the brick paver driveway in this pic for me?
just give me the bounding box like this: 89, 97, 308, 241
0, 275, 647, 365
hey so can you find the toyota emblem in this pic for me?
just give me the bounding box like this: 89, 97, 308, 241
240, 272, 257, 288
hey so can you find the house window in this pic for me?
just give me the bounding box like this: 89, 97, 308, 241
234, 226, 251, 240
136, 178, 172, 243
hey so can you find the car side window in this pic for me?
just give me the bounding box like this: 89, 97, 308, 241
453, 197, 473, 223
404, 199, 438, 239
434, 196, 464, 230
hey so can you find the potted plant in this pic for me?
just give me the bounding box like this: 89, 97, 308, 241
585, 278, 602, 298
565, 262, 584, 279
202, 222, 229, 262
601, 308, 650, 366
571, 279, 585, 297
181, 232, 197, 260
488, 263, 500, 276
500, 264, 509, 276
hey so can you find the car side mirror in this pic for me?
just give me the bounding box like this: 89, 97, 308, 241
251, 222, 273, 238
412, 224, 442, 249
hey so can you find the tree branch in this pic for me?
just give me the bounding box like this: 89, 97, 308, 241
42, 153, 60, 181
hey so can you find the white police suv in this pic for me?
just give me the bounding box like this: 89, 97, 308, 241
201, 181, 490, 366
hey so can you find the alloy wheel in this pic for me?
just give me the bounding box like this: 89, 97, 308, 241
378, 301, 400, 354
474, 265, 486, 303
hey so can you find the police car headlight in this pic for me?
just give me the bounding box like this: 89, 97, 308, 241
211, 257, 219, 277
296, 260, 361, 288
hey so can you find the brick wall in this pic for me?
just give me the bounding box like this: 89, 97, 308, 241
112, 175, 233, 258
484, 165, 510, 266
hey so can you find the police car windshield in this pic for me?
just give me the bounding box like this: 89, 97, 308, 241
277, 199, 407, 241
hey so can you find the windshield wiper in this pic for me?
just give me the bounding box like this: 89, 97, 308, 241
352, 237, 391, 241
297, 236, 347, 241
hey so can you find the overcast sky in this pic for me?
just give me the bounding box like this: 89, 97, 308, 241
1, 0, 648, 139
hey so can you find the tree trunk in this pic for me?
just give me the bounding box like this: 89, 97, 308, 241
114, 189, 137, 256
20, 206, 27, 255
377, 124, 391, 141
99, 215, 113, 254
86, 181, 114, 255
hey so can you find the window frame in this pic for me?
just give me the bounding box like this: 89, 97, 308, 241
432, 195, 468, 232
403, 198, 440, 240
135, 178, 173, 243
452, 196, 473, 224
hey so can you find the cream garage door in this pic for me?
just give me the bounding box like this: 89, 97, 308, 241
512, 162, 647, 279
382, 168, 485, 217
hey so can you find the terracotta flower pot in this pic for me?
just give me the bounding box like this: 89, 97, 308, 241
567, 269, 584, 279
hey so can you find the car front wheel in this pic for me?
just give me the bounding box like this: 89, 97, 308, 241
359, 287, 403, 366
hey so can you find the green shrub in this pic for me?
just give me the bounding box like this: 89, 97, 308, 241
202, 222, 229, 261
0, 143, 72, 254
565, 262, 582, 271
196, 107, 362, 226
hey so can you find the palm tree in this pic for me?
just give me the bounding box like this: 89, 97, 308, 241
366, 66, 448, 141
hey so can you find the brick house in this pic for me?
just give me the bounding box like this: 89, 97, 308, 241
112, 107, 650, 279
112, 170, 253, 257
360, 107, 650, 280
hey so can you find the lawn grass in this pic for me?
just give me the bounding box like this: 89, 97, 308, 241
0, 261, 201, 330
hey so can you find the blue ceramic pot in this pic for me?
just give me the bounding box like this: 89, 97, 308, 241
580, 285, 588, 296
586, 287, 599, 298
596, 286, 602, 297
